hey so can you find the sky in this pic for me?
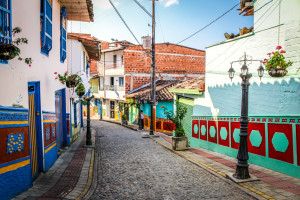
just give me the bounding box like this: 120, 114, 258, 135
69, 0, 254, 50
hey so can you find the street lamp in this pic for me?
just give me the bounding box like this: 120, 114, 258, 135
86, 95, 94, 146
228, 53, 264, 179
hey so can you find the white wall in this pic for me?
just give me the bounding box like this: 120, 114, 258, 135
67, 39, 90, 98
196, 0, 300, 117
0, 0, 70, 112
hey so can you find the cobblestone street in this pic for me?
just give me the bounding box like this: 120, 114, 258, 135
90, 120, 255, 200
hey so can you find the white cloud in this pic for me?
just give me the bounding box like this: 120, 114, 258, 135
163, 0, 179, 7
93, 0, 120, 10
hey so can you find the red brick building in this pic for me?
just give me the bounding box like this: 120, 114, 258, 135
123, 43, 205, 93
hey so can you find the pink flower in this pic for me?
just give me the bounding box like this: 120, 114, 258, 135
272, 52, 275, 54
276, 46, 282, 50
54, 72, 58, 74
270, 64, 272, 67
161, 105, 165, 108
29, 64, 31, 67
55, 77, 58, 80
264, 59, 268, 62
280, 50, 286, 54
267, 53, 271, 56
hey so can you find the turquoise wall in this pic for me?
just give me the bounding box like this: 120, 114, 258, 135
141, 103, 151, 116
156, 101, 173, 119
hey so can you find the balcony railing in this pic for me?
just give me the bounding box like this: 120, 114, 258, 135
90, 86, 99, 93
104, 85, 125, 91
105, 62, 124, 69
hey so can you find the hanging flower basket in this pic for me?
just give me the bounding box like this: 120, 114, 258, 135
66, 74, 82, 88
75, 83, 86, 97
0, 43, 20, 60
263, 46, 293, 78
268, 68, 288, 77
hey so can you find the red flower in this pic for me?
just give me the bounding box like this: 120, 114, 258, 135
29, 64, 31, 67
280, 50, 286, 54
161, 105, 165, 108
276, 46, 282, 50
272, 52, 275, 54
264, 59, 268, 62
54, 72, 58, 74
270, 64, 272, 67
55, 77, 58, 80
267, 53, 271, 56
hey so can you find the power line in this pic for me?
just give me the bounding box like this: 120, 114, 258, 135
133, 0, 152, 18
109, 0, 140, 44
177, 3, 240, 45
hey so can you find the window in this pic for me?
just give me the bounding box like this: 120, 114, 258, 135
119, 77, 124, 86
40, 0, 52, 56
113, 55, 117, 63
0, 0, 12, 64
82, 51, 85, 71
110, 77, 114, 86
99, 76, 104, 90
60, 7, 67, 63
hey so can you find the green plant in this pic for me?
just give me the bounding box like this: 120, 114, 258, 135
0, 27, 32, 66
81, 99, 87, 105
75, 83, 86, 97
55, 71, 68, 84
264, 46, 293, 71
162, 100, 187, 137
121, 114, 127, 120
66, 74, 82, 87
119, 102, 124, 112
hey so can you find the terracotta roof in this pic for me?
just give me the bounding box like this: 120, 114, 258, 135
170, 76, 205, 92
239, 0, 254, 16
59, 0, 94, 22
68, 33, 100, 60
125, 80, 181, 101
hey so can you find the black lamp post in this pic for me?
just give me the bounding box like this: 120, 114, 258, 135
86, 95, 94, 146
228, 53, 264, 179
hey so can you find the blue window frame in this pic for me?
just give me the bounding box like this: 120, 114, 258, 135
0, 0, 12, 64
40, 0, 52, 56
119, 77, 124, 86
60, 7, 67, 63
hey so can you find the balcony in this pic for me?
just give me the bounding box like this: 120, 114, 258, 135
90, 86, 99, 93
104, 85, 125, 91
105, 62, 123, 69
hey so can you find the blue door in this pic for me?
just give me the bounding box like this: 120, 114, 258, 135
55, 89, 66, 149
28, 82, 43, 179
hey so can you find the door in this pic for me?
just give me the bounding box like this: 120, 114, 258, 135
110, 101, 115, 118
178, 97, 194, 146
28, 82, 43, 179
55, 89, 66, 149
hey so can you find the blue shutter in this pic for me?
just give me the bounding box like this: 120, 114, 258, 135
60, 7, 67, 63
0, 0, 12, 64
41, 0, 52, 56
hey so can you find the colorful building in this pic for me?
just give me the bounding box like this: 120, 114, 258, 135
0, 0, 94, 199
184, 0, 300, 178
67, 33, 100, 141
91, 42, 206, 122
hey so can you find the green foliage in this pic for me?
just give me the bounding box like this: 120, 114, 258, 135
163, 100, 188, 137
75, 83, 85, 97
81, 99, 87, 105
264, 46, 293, 70
121, 114, 127, 120
119, 102, 124, 112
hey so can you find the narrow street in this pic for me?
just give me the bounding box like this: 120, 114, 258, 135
90, 120, 254, 200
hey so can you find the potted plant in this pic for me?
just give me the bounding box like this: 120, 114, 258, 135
263, 46, 293, 77
162, 100, 188, 150
55, 71, 68, 84
75, 83, 86, 97
121, 114, 128, 125
0, 27, 32, 66
66, 74, 82, 88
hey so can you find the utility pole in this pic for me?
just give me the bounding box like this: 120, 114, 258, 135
149, 0, 156, 135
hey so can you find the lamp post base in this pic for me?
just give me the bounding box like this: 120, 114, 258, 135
233, 165, 250, 179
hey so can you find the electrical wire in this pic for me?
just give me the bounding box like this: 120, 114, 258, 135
177, 3, 240, 45
133, 0, 152, 18
109, 0, 140, 44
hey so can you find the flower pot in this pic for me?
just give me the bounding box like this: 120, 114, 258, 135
172, 136, 188, 151
0, 43, 20, 60
121, 119, 127, 125
66, 80, 79, 88
268, 68, 288, 77
76, 91, 85, 97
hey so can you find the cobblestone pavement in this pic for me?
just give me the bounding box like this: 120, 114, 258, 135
90, 121, 255, 200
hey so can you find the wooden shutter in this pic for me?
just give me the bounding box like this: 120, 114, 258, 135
41, 0, 52, 55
